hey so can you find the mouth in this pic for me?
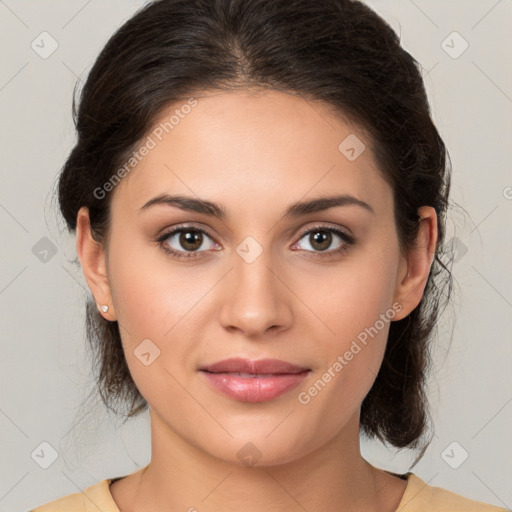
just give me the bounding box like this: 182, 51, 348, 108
199, 358, 311, 402
199, 357, 310, 374
202, 371, 301, 378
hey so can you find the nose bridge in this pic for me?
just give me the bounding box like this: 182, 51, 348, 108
219, 239, 292, 335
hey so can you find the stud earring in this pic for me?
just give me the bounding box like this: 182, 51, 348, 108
100, 305, 109, 313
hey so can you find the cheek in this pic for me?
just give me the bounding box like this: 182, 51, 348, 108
105, 240, 202, 406
299, 288, 392, 427
105, 235, 217, 396
295, 243, 399, 405
107, 232, 205, 338
301, 242, 399, 346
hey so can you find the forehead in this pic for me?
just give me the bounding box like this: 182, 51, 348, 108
110, 89, 392, 218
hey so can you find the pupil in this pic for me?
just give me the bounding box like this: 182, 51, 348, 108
311, 231, 331, 251
181, 231, 202, 250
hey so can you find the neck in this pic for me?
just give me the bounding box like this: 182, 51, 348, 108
115, 408, 403, 512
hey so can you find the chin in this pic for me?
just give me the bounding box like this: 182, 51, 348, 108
201, 429, 320, 469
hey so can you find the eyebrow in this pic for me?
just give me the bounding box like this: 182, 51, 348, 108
139, 193, 375, 219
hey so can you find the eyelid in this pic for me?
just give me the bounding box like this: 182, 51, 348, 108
157, 222, 217, 242
295, 223, 354, 243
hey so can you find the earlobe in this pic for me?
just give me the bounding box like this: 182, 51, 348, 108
75, 207, 116, 321
392, 206, 438, 321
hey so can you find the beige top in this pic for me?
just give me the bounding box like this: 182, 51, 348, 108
30, 471, 510, 511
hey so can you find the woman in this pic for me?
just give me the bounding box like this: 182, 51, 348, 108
30, 0, 508, 510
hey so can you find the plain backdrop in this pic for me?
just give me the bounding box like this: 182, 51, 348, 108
0, 1, 511, 511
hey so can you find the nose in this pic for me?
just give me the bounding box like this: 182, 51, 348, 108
218, 246, 294, 338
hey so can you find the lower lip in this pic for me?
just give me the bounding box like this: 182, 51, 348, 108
200, 371, 310, 402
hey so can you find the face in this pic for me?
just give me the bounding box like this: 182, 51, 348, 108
88, 89, 417, 466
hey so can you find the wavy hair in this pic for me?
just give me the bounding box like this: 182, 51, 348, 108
58, 0, 454, 465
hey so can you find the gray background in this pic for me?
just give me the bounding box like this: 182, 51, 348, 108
0, 1, 511, 510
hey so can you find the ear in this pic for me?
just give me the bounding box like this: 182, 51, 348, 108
76, 207, 116, 321
392, 206, 438, 321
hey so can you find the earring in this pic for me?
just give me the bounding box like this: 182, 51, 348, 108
100, 305, 109, 313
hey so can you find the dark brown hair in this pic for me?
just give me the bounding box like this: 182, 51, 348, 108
58, 0, 454, 464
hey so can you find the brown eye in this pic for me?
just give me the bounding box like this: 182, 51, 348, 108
157, 226, 219, 259
292, 225, 356, 258
178, 230, 204, 251
308, 231, 332, 251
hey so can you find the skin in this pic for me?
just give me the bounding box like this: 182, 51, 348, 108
76, 89, 437, 512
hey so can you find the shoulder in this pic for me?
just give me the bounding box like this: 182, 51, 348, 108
397, 472, 510, 512
29, 479, 119, 512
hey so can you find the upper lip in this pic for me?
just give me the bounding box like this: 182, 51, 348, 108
199, 358, 309, 374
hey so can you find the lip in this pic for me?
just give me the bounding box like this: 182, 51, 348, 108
199, 358, 311, 403
200, 357, 309, 374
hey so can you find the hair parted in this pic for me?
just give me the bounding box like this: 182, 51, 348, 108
58, 0, 454, 464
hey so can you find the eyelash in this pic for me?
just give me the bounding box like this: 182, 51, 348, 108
156, 223, 356, 261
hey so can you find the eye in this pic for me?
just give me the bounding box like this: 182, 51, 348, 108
156, 223, 356, 261
157, 225, 220, 260
292, 225, 355, 258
